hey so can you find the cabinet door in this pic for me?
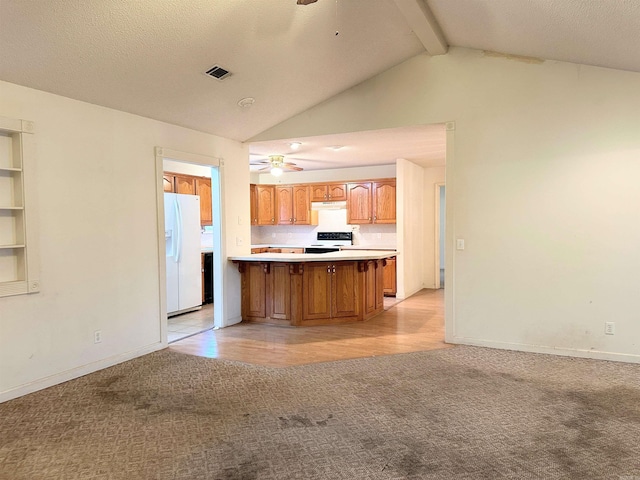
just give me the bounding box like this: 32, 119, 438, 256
196, 177, 212, 226
242, 263, 267, 319
327, 183, 347, 201
268, 264, 291, 320
332, 262, 359, 318
163, 174, 175, 192
373, 181, 396, 224
383, 257, 397, 296
250, 184, 258, 225
276, 186, 294, 225
175, 175, 196, 195
302, 263, 332, 320
256, 185, 276, 225
293, 185, 311, 225
347, 182, 372, 224
310, 184, 328, 202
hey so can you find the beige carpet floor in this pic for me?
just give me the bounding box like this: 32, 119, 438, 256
1, 345, 640, 479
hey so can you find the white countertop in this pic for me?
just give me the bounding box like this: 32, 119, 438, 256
230, 250, 397, 263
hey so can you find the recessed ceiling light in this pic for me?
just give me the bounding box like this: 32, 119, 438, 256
289, 142, 302, 150
237, 97, 255, 108
329, 145, 344, 151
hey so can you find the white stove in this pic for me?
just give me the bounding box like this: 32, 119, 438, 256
304, 232, 352, 254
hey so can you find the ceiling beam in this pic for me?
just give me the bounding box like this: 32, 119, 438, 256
392, 0, 448, 56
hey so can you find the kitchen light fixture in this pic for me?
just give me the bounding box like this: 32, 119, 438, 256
270, 167, 283, 177
329, 145, 344, 150
289, 142, 302, 150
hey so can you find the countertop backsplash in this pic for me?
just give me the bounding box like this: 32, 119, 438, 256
251, 210, 396, 248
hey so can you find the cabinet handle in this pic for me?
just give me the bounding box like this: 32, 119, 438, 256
332, 267, 336, 274
327, 266, 331, 273
328, 194, 331, 198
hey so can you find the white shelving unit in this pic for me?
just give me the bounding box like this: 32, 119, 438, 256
0, 116, 39, 297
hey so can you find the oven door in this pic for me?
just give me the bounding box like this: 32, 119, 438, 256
304, 247, 340, 254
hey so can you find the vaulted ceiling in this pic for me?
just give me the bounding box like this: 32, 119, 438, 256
2, 1, 639, 170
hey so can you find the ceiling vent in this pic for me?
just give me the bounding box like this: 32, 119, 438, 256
204, 65, 231, 81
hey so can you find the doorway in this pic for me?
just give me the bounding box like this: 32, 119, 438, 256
155, 147, 224, 345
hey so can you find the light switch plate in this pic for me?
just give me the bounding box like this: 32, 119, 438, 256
456, 239, 465, 250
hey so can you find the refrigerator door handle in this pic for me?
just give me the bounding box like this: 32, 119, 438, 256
175, 198, 183, 263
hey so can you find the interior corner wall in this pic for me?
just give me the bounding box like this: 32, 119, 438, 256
253, 47, 640, 364
423, 166, 446, 289
0, 80, 249, 402
396, 159, 425, 299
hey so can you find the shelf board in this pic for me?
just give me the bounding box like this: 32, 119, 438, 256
0, 244, 25, 249
0, 167, 22, 172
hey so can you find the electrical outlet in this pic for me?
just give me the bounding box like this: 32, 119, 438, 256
94, 330, 102, 344
605, 322, 615, 335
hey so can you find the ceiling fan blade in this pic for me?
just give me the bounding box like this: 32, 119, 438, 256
285, 166, 304, 171
258, 166, 271, 171
297, 0, 318, 4
282, 162, 298, 166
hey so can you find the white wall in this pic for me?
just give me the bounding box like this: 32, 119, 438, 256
253, 47, 640, 363
396, 159, 424, 298
0, 80, 249, 401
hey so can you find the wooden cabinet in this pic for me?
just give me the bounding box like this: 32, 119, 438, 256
174, 174, 196, 195
164, 172, 212, 226
302, 262, 359, 321
196, 177, 212, 226
239, 262, 292, 326
256, 185, 276, 225
383, 256, 397, 296
347, 182, 373, 224
276, 185, 312, 225
364, 259, 385, 315
373, 180, 396, 224
163, 173, 175, 192
250, 184, 258, 225
310, 183, 347, 202
347, 180, 396, 224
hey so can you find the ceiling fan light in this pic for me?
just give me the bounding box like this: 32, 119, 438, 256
271, 167, 283, 177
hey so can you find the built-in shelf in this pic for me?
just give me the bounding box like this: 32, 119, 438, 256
0, 115, 38, 296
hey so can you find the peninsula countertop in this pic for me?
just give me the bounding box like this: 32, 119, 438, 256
229, 250, 397, 263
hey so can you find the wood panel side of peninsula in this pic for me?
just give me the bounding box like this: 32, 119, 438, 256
234, 259, 387, 326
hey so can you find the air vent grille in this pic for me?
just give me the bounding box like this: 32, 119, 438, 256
204, 65, 231, 80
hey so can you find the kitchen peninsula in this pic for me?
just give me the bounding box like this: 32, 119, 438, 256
229, 250, 396, 327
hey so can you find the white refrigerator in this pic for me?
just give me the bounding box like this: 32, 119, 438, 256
164, 193, 202, 316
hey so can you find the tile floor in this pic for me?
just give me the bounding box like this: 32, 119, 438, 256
167, 303, 215, 343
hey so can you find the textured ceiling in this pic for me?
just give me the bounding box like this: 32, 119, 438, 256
2, 1, 640, 170
426, 0, 640, 73
0, 0, 423, 142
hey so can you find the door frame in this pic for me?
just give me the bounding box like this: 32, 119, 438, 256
155, 147, 225, 344
434, 182, 445, 289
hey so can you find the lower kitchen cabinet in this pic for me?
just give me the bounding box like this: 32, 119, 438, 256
235, 259, 388, 326
383, 256, 397, 296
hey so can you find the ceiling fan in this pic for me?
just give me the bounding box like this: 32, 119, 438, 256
297, 0, 318, 4
251, 155, 303, 176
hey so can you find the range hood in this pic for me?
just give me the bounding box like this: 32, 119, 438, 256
311, 200, 347, 210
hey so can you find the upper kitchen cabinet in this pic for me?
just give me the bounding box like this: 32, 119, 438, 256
310, 183, 347, 202
276, 185, 313, 225
373, 180, 396, 224
250, 184, 258, 225
256, 185, 276, 225
163, 173, 175, 192
347, 180, 396, 224
346, 182, 372, 224
196, 177, 212, 226
174, 174, 196, 195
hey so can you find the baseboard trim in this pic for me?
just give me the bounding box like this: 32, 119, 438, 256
450, 336, 640, 364
0, 342, 166, 403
